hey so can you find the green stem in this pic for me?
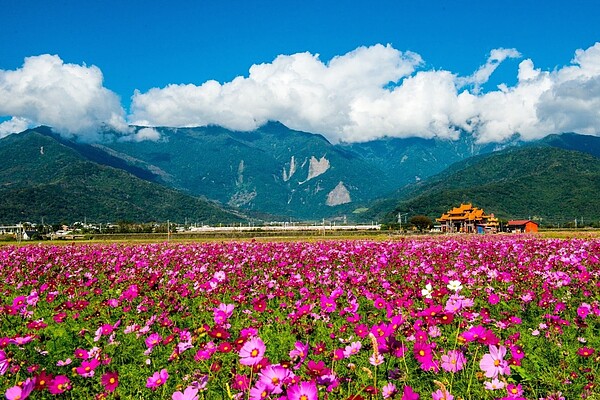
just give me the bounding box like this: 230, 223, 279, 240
466, 346, 479, 400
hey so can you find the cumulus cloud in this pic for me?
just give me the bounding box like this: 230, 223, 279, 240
4, 43, 600, 144
0, 116, 30, 138
0, 54, 128, 141
458, 48, 521, 93
129, 42, 600, 144
118, 127, 161, 142
129, 44, 424, 142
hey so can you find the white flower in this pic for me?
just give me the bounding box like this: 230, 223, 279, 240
421, 283, 433, 299
447, 280, 463, 292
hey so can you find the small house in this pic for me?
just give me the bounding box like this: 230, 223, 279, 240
507, 220, 539, 233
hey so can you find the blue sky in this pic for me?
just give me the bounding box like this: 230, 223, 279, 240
1, 0, 600, 142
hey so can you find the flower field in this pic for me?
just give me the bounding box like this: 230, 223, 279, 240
0, 237, 599, 400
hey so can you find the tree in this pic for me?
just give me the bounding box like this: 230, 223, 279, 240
410, 215, 433, 232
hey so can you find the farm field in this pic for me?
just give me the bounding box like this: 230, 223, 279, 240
0, 237, 599, 399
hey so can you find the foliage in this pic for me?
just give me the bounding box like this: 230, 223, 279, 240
0, 129, 245, 224
368, 147, 600, 226
409, 215, 432, 232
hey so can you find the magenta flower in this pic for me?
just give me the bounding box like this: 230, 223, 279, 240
75, 358, 100, 377
506, 383, 523, 397
287, 380, 318, 400
147, 368, 169, 390
249, 382, 270, 400
48, 375, 71, 394
172, 386, 199, 400
258, 364, 289, 394
320, 294, 337, 313
289, 341, 309, 362
432, 389, 454, 400
479, 345, 510, 378
382, 382, 397, 398
74, 348, 89, 359
146, 332, 163, 349
5, 377, 35, 400
232, 374, 250, 391
577, 347, 595, 357
402, 385, 420, 400
101, 371, 119, 393
343, 341, 362, 358
441, 350, 466, 373
0, 350, 8, 375
239, 336, 266, 366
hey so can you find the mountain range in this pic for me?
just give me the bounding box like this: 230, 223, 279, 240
1, 122, 599, 225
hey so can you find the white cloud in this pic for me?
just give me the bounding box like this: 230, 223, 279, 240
0, 116, 31, 138
458, 48, 521, 93
0, 54, 128, 141
4, 43, 600, 144
118, 127, 161, 142
129, 44, 424, 140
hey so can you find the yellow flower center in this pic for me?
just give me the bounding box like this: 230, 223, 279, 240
109, 378, 115, 384
494, 360, 500, 366
251, 349, 258, 357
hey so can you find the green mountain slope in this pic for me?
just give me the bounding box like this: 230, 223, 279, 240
363, 146, 600, 225
0, 129, 245, 224
101, 122, 389, 219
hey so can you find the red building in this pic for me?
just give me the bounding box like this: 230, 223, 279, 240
507, 220, 539, 233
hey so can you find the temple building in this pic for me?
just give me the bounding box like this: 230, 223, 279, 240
437, 203, 498, 233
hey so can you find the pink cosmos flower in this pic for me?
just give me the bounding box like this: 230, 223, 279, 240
74, 348, 89, 359
320, 294, 337, 313
287, 380, 318, 400
0, 350, 8, 375
432, 389, 454, 400
506, 383, 523, 397
101, 371, 119, 392
232, 374, 250, 391
343, 341, 362, 358
147, 368, 169, 390
382, 382, 397, 398
249, 382, 270, 400
258, 364, 289, 394
479, 345, 510, 378
239, 337, 266, 366
483, 378, 506, 390
289, 341, 309, 361
402, 385, 420, 400
172, 386, 199, 400
441, 350, 466, 373
75, 358, 100, 377
577, 347, 595, 357
146, 332, 162, 349
5, 377, 35, 400
48, 375, 71, 394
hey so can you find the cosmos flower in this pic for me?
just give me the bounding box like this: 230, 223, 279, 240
172, 386, 199, 400
101, 371, 119, 393
4, 377, 35, 400
447, 280, 463, 292
287, 380, 318, 400
48, 375, 71, 394
382, 382, 397, 398
146, 369, 169, 390
441, 350, 466, 373
480, 345, 510, 378
401, 385, 420, 400
239, 337, 266, 366
421, 283, 433, 299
